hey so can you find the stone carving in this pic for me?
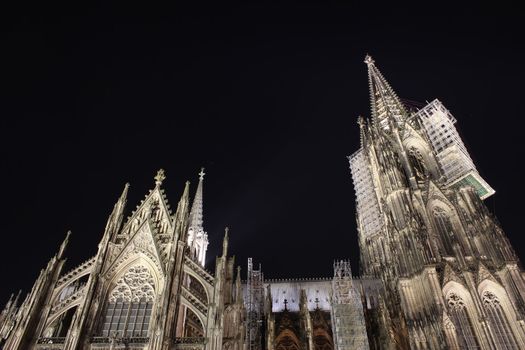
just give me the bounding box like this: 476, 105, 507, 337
109, 266, 155, 303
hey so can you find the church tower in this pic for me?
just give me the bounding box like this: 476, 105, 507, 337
349, 56, 525, 349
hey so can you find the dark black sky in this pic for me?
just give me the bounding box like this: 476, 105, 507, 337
1, 2, 524, 303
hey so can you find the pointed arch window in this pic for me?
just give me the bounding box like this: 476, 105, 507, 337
408, 147, 427, 181
275, 329, 300, 350
432, 208, 455, 256
482, 291, 519, 350
100, 266, 155, 337
447, 293, 480, 349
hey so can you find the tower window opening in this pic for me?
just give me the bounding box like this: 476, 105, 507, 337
482, 291, 519, 349
447, 293, 480, 349
408, 148, 428, 181
432, 208, 455, 257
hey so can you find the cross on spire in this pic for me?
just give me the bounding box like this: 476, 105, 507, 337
314, 297, 320, 309
283, 298, 288, 311
364, 54, 375, 65
155, 169, 166, 186
199, 167, 205, 180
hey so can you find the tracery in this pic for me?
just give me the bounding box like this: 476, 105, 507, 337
432, 208, 455, 256
482, 291, 519, 350
100, 265, 155, 337
408, 147, 427, 181
446, 292, 480, 349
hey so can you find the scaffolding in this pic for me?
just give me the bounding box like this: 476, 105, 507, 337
246, 258, 264, 350
411, 99, 495, 199
349, 149, 384, 239
331, 260, 369, 350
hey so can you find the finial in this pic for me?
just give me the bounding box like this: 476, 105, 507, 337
154, 169, 166, 186
58, 230, 72, 259
199, 167, 205, 180
119, 183, 130, 202
364, 54, 375, 66
357, 115, 366, 128
222, 227, 229, 257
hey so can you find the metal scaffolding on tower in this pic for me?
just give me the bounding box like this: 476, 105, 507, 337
246, 258, 264, 350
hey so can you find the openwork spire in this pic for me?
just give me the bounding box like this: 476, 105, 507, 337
189, 168, 205, 230
365, 55, 407, 128
187, 168, 209, 266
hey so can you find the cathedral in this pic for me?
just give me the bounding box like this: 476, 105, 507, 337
1, 57, 525, 350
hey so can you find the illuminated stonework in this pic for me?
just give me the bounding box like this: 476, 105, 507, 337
1, 57, 524, 350
348, 56, 525, 349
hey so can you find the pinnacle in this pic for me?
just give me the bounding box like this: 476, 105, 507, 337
364, 54, 375, 66
365, 56, 407, 126
189, 168, 205, 230
357, 115, 365, 126
154, 169, 166, 186
222, 227, 229, 253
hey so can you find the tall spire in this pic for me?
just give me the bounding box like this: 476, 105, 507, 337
365, 55, 407, 128
187, 168, 209, 266
189, 168, 205, 230
108, 182, 129, 239
57, 230, 71, 260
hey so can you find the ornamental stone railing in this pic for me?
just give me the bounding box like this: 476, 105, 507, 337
35, 337, 66, 350
37, 337, 66, 344
174, 337, 206, 344
173, 337, 206, 350
90, 336, 150, 349
90, 336, 150, 344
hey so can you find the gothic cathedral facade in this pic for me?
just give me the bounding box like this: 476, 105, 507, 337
1, 57, 525, 350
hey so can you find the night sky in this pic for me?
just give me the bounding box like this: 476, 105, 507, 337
1, 2, 524, 304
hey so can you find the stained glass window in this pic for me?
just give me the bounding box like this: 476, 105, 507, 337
447, 293, 480, 349
482, 291, 519, 350
100, 265, 155, 337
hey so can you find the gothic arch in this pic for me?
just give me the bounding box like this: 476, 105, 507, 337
477, 280, 524, 348
184, 308, 205, 337
313, 328, 333, 350
443, 282, 484, 349
428, 199, 456, 217
275, 329, 301, 350
427, 200, 467, 256
42, 305, 79, 338
44, 299, 82, 331
52, 264, 93, 301
98, 258, 162, 337
107, 253, 164, 293
183, 264, 213, 303
180, 296, 207, 329
403, 135, 440, 180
